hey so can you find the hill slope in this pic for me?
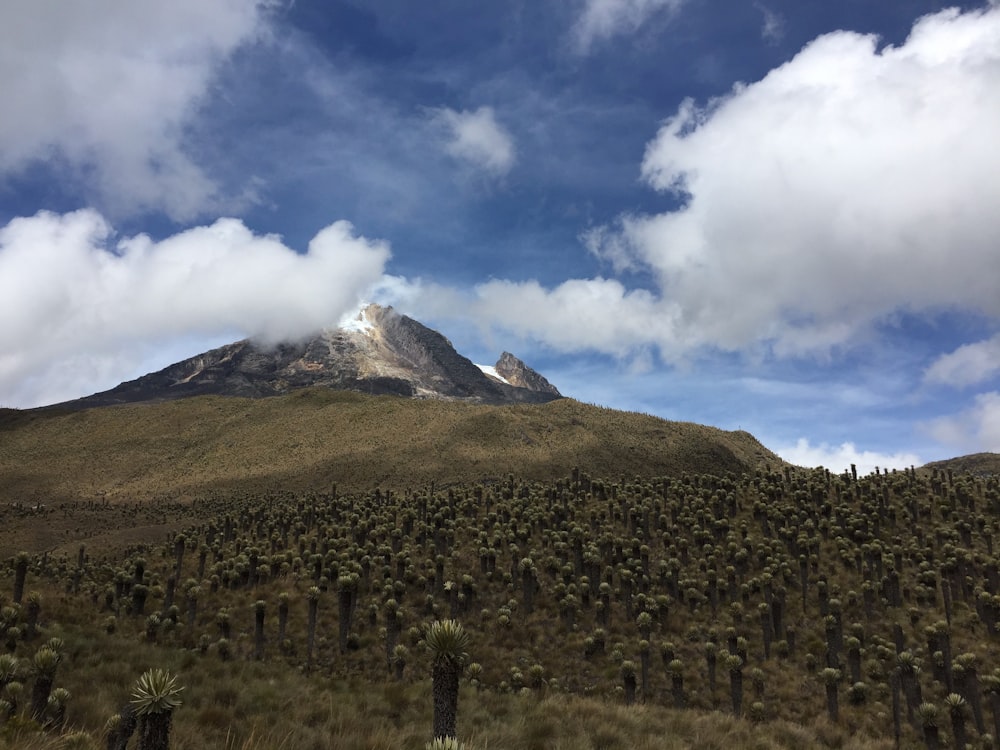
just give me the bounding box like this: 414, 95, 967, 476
0, 391, 780, 503
922, 451, 1000, 476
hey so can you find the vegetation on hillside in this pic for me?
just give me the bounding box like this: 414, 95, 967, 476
2, 462, 999, 748
924, 454, 1000, 479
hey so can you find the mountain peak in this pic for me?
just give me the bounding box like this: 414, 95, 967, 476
57, 306, 561, 409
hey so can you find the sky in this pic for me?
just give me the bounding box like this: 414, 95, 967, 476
2, 0, 999, 475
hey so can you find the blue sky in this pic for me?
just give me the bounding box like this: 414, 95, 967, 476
2, 0, 999, 473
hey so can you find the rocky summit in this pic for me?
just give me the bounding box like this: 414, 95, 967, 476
59, 304, 562, 409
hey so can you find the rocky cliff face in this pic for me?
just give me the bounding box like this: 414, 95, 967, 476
61, 304, 562, 408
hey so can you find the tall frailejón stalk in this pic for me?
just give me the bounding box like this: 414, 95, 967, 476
13, 552, 29, 605
306, 586, 320, 672
131, 668, 183, 750
28, 646, 60, 721
253, 600, 266, 661
425, 619, 470, 741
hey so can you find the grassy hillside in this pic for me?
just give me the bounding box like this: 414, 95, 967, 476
0, 391, 779, 505
923, 452, 1000, 477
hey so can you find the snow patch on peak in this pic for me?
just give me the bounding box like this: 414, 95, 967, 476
338, 304, 376, 335
477, 364, 511, 386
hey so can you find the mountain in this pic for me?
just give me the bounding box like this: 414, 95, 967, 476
0, 304, 792, 503
58, 304, 561, 409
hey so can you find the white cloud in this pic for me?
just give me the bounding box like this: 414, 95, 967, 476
0, 0, 274, 220
434, 106, 516, 177
470, 278, 670, 354
406, 276, 694, 358
776, 438, 921, 475
381, 5, 1000, 393
924, 334, 1000, 387
571, 0, 685, 53
578, 5, 1000, 359
925, 392, 1000, 453
0, 209, 390, 407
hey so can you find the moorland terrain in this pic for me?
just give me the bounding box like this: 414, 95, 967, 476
2, 367, 1000, 749
0, 392, 775, 554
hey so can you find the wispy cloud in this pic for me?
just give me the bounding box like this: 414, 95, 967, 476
924, 334, 1000, 387
570, 0, 685, 54
755, 3, 785, 44
924, 392, 1000, 453
0, 209, 390, 407
433, 106, 516, 177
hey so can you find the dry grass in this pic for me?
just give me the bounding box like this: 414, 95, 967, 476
0, 392, 778, 507
0, 621, 894, 750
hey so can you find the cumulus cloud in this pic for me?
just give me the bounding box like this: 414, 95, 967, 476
0, 209, 390, 407
0, 0, 274, 220
434, 106, 516, 177
571, 0, 685, 53
776, 438, 921, 476
924, 334, 1000, 387
405, 276, 694, 359
578, 5, 1000, 358
468, 278, 672, 355
382, 5, 1000, 375
925, 392, 1000, 453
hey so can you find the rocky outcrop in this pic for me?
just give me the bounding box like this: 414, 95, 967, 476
494, 352, 560, 396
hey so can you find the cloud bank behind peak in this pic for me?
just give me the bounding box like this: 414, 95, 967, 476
0, 209, 389, 407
